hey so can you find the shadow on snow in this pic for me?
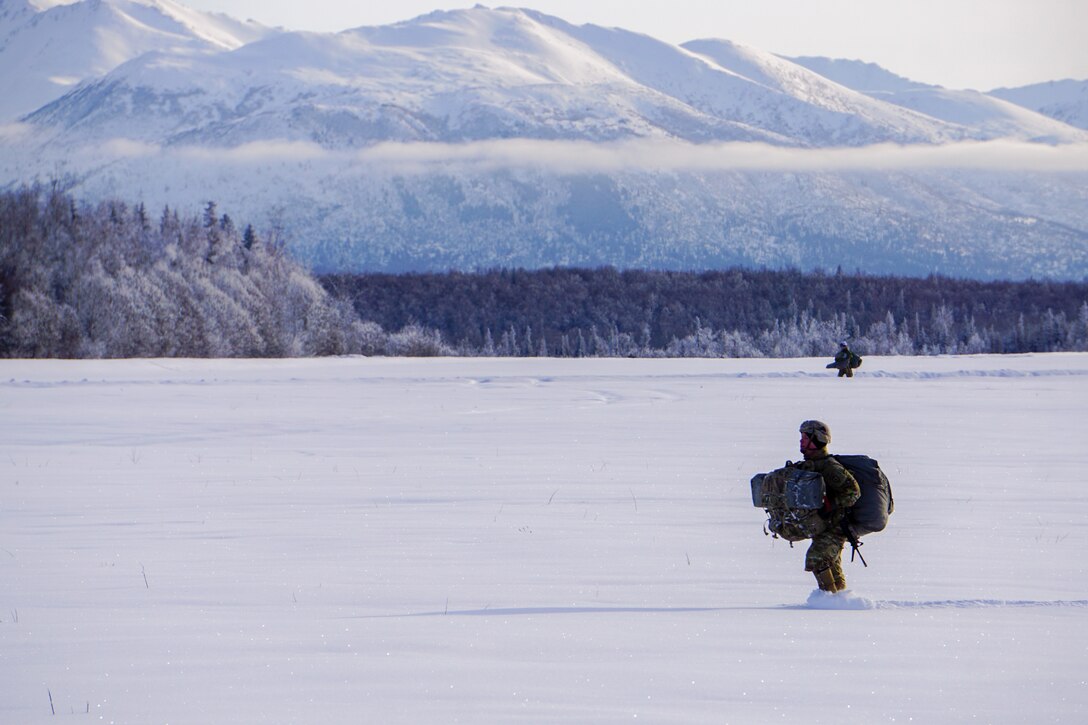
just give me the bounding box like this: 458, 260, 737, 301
358, 599, 1088, 618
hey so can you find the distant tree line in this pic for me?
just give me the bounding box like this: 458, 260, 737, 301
0, 186, 406, 358
323, 267, 1088, 358
2, 186, 1086, 359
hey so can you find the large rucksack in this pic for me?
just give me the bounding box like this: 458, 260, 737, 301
750, 466, 828, 542
833, 454, 894, 536
751, 455, 894, 541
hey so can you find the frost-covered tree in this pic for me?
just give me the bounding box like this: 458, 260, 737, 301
6, 188, 1086, 360
0, 186, 439, 359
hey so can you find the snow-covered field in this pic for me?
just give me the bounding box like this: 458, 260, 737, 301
2, 354, 1086, 724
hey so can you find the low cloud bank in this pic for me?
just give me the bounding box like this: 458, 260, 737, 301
352, 138, 1088, 174
174, 140, 329, 163
5, 136, 1088, 178
0, 122, 36, 142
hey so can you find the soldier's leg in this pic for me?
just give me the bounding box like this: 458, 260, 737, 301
831, 560, 847, 591
806, 532, 847, 592
812, 566, 837, 592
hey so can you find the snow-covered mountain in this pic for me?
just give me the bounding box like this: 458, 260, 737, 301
787, 55, 1086, 142
990, 79, 1088, 131
0, 0, 275, 122
3, 2, 1087, 280
782, 56, 935, 94
22, 6, 1086, 148
24, 6, 981, 148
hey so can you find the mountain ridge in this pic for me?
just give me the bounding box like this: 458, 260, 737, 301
0, 0, 276, 121
787, 55, 1087, 140
16, 4, 1086, 145
2, 1, 1087, 280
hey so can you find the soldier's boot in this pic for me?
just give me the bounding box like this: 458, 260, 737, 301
831, 565, 847, 592
813, 567, 838, 593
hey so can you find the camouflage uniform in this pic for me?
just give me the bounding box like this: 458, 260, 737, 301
795, 421, 861, 592
833, 345, 854, 377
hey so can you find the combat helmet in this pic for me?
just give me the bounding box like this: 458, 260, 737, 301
799, 419, 831, 447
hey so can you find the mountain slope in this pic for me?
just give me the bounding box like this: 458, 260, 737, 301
24, 5, 987, 148
681, 38, 956, 144
0, 0, 37, 37
787, 55, 1086, 142
0, 0, 275, 122
783, 55, 935, 94
990, 79, 1088, 130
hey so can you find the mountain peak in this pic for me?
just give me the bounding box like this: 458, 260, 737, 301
683, 37, 789, 87
0, 0, 277, 121
786, 55, 935, 93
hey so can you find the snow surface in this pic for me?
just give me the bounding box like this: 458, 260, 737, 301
3, 353, 1087, 723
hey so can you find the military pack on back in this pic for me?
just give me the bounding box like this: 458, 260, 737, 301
833, 454, 893, 536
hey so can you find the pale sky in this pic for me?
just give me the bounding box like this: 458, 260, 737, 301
176, 0, 1088, 91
